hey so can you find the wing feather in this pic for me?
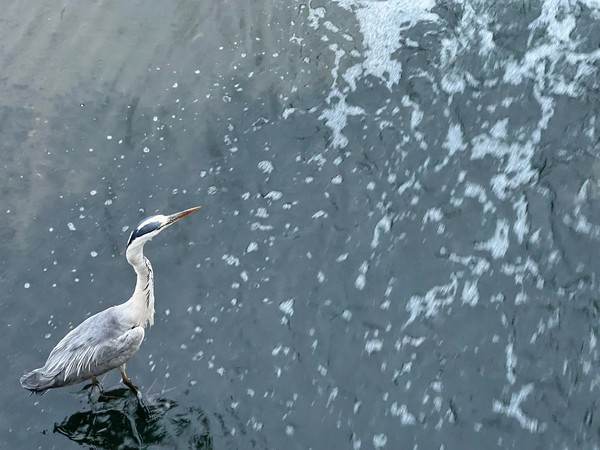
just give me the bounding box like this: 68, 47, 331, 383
39, 306, 142, 385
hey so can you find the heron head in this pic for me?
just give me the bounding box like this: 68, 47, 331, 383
127, 206, 201, 248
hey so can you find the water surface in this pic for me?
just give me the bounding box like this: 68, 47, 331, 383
2, 0, 600, 448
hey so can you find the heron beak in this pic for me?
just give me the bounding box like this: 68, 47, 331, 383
164, 206, 201, 227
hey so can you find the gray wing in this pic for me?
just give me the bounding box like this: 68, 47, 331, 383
21, 306, 144, 392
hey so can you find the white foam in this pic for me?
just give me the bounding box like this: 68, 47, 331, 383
513, 195, 529, 244
331, 175, 343, 185
318, 95, 365, 149
335, 0, 438, 89
307, 4, 326, 29
404, 275, 458, 326
390, 402, 416, 424
312, 210, 328, 219
365, 339, 383, 354
506, 339, 517, 385
475, 219, 510, 259
371, 214, 392, 248
423, 208, 443, 223
372, 433, 387, 449
282, 107, 296, 119
463, 182, 496, 213
336, 253, 348, 262
258, 160, 273, 174
443, 123, 467, 156
222, 254, 240, 266
461, 280, 479, 306
279, 299, 294, 316
265, 190, 283, 201
326, 386, 338, 408
355, 261, 369, 290
492, 384, 544, 433
471, 135, 536, 200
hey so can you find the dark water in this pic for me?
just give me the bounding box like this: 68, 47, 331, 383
2, 0, 600, 448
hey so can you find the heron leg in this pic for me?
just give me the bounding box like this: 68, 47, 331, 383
119, 364, 139, 396
91, 376, 104, 394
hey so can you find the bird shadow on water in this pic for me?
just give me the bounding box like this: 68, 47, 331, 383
53, 387, 212, 449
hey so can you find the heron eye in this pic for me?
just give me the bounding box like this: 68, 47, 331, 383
127, 220, 160, 245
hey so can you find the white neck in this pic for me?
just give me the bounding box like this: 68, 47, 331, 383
125, 242, 155, 327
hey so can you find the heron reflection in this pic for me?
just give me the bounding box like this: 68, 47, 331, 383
54, 388, 212, 449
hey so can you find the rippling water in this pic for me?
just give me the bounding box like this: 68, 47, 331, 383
2, 0, 600, 448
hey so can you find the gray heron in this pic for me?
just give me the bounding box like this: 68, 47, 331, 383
20, 206, 201, 395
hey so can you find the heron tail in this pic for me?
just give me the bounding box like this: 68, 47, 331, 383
20, 369, 55, 394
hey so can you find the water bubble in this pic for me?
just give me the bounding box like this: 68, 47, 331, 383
373, 434, 387, 448
258, 160, 273, 173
